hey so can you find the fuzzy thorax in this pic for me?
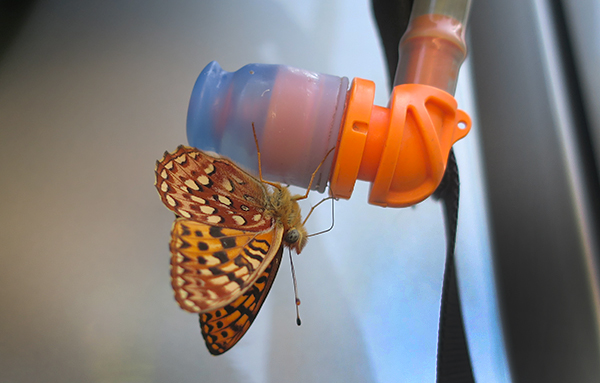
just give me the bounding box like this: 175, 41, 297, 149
265, 186, 308, 254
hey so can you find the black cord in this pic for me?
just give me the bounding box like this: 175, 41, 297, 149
432, 151, 475, 383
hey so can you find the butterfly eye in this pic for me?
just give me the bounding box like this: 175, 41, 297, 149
284, 228, 300, 244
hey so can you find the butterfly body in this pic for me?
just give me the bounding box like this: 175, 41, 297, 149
264, 186, 308, 254
155, 145, 307, 354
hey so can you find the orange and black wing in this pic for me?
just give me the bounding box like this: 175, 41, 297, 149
156, 145, 287, 355
170, 218, 284, 312
200, 245, 283, 355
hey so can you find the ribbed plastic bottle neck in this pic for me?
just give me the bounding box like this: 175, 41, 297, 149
187, 61, 348, 192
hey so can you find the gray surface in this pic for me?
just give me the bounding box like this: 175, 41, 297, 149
470, 0, 600, 381
0, 1, 505, 382
562, 1, 600, 178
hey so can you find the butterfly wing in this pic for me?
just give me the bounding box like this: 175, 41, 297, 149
200, 245, 283, 355
156, 146, 283, 311
155, 146, 272, 231
157, 146, 287, 353
170, 218, 284, 313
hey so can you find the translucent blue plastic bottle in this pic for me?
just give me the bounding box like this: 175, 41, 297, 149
187, 61, 349, 192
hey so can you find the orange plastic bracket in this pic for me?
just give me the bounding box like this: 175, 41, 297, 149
329, 78, 471, 207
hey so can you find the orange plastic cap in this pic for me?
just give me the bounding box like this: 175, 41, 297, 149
329, 79, 471, 207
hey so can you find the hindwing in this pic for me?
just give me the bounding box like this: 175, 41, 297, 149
200, 245, 283, 355
170, 218, 284, 313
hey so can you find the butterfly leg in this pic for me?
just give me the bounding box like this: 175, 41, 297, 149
295, 146, 336, 201
303, 196, 336, 238
251, 122, 336, 199
252, 122, 283, 190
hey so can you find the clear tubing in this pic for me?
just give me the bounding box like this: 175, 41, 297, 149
410, 0, 470, 25
394, 0, 471, 95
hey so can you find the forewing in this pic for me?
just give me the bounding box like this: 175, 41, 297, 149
170, 218, 284, 313
155, 146, 271, 231
200, 245, 283, 355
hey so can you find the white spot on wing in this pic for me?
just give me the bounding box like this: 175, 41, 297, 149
218, 195, 232, 205
184, 179, 200, 190
221, 263, 237, 273
191, 195, 206, 204
197, 175, 210, 185
183, 299, 199, 312
166, 195, 177, 207
196, 268, 210, 276
212, 275, 229, 285
207, 215, 222, 224
252, 214, 262, 222
231, 174, 245, 184
234, 268, 249, 278
204, 163, 215, 174
206, 289, 218, 300
223, 282, 239, 292
232, 215, 246, 225
203, 255, 221, 266
178, 210, 191, 218
247, 256, 260, 269
200, 206, 215, 214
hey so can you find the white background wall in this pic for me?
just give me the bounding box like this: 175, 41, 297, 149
0, 1, 508, 382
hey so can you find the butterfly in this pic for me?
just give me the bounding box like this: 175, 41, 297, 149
155, 144, 310, 355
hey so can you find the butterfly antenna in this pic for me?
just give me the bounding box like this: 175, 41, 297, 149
288, 248, 302, 326
307, 197, 336, 237
252, 122, 281, 189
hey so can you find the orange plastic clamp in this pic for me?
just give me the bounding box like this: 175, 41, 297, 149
329, 78, 471, 207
